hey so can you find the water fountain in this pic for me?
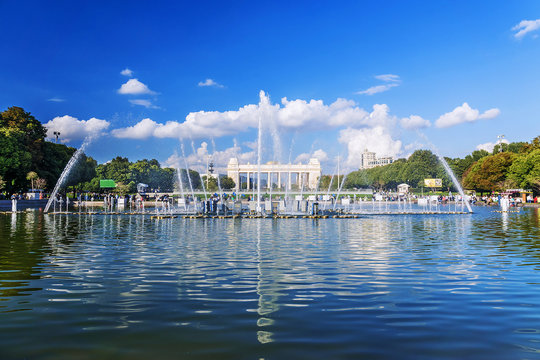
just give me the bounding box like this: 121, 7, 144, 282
44, 136, 93, 213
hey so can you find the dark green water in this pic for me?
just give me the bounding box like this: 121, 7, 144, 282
1, 207, 540, 359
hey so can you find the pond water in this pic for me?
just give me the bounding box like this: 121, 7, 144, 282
1, 206, 539, 359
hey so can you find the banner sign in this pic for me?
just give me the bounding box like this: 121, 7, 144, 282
424, 178, 442, 187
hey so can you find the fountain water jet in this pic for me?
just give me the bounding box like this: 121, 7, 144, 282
417, 131, 473, 213
45, 136, 93, 213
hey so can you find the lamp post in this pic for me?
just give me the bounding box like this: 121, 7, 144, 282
497, 134, 505, 152
53, 131, 61, 144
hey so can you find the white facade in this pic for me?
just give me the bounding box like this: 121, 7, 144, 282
360, 149, 394, 169
397, 183, 410, 194
227, 158, 321, 191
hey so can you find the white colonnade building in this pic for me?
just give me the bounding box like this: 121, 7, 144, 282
227, 157, 321, 192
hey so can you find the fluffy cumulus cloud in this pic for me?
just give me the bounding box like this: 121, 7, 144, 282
294, 149, 329, 164
121, 68, 134, 77
339, 126, 403, 169
400, 115, 431, 130
129, 99, 160, 109
512, 19, 540, 39
111, 118, 159, 139
111, 91, 383, 139
357, 74, 401, 95
435, 103, 500, 128
476, 139, 510, 153
44, 115, 110, 142
198, 78, 224, 88
118, 78, 156, 95
164, 141, 255, 173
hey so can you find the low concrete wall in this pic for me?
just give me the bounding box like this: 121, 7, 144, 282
0, 199, 48, 210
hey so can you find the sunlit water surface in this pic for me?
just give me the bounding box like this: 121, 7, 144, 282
1, 207, 540, 359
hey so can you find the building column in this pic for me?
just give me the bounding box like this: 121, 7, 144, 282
277, 172, 281, 189
246, 172, 250, 190
288, 172, 292, 190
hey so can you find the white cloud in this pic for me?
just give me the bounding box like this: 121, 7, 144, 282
44, 115, 110, 142
435, 103, 500, 128
476, 139, 510, 153
400, 115, 431, 130
198, 78, 224, 88
111, 118, 160, 139
339, 126, 403, 169
375, 74, 400, 82
47, 98, 65, 102
121, 68, 134, 77
313, 149, 329, 162
164, 141, 255, 173
118, 78, 156, 95
294, 149, 328, 164
357, 74, 400, 95
111, 91, 380, 139
129, 99, 160, 109
512, 19, 540, 39
356, 83, 399, 95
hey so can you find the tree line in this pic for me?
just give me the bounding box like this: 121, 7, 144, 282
0, 107, 235, 196
343, 136, 540, 194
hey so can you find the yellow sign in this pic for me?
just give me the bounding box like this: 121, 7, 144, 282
424, 178, 442, 187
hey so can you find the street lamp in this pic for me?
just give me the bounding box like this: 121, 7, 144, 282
53, 131, 61, 143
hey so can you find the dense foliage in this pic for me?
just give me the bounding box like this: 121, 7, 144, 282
0, 107, 85, 193
345, 150, 455, 191
0, 106, 202, 195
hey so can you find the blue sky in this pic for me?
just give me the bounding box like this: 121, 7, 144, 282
1, 1, 539, 173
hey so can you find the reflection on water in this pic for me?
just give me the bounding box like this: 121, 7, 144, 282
1, 207, 540, 359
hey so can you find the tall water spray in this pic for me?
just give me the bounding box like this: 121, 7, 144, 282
333, 173, 348, 211
256, 113, 262, 213
180, 142, 196, 202
211, 138, 223, 196
175, 166, 187, 211
418, 131, 473, 213
285, 135, 296, 202
44, 136, 93, 212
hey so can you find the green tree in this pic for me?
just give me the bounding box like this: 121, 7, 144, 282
26, 171, 38, 191
220, 176, 236, 190
463, 152, 517, 193
37, 141, 75, 191
202, 176, 219, 192
0, 107, 47, 172
508, 149, 540, 192
0, 175, 5, 191
399, 150, 440, 188
0, 128, 33, 192
97, 156, 132, 184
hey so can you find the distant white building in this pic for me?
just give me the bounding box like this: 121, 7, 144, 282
360, 149, 394, 169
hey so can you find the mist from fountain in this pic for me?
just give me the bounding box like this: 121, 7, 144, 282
44, 136, 93, 213
284, 136, 295, 203
333, 173, 348, 211
211, 138, 223, 199
180, 142, 196, 203
175, 166, 187, 211
322, 164, 337, 211
256, 112, 262, 213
